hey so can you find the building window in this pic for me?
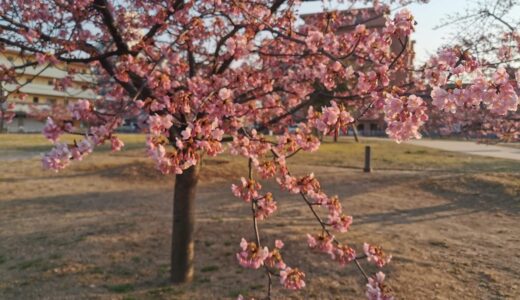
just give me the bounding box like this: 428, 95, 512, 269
33, 97, 39, 103
48, 79, 54, 85
7, 56, 13, 62
48, 98, 57, 105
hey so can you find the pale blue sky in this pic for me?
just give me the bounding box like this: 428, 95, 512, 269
298, 0, 496, 64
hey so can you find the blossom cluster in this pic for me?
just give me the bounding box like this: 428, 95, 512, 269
236, 238, 305, 290
384, 94, 429, 143
231, 177, 262, 203
41, 101, 125, 171
41, 138, 94, 171
307, 101, 354, 136
276, 172, 353, 233
307, 234, 357, 266
431, 68, 518, 116
236, 238, 269, 269
146, 113, 225, 174
255, 192, 277, 220
363, 243, 392, 268
366, 272, 394, 300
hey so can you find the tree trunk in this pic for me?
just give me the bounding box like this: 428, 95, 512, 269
0, 103, 5, 134
171, 164, 199, 283
0, 113, 4, 134
352, 125, 360, 143
1, 85, 5, 134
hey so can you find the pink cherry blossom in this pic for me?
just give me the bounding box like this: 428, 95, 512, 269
326, 195, 343, 218
275, 240, 284, 249
69, 99, 91, 120
329, 214, 353, 233
489, 83, 519, 115
305, 30, 323, 53
148, 114, 174, 136
264, 242, 286, 270
431, 87, 449, 111
218, 88, 232, 100
42, 118, 62, 142
110, 136, 125, 152
255, 193, 277, 220
236, 238, 269, 269
366, 272, 394, 300
309, 101, 354, 136
384, 94, 428, 143
70, 138, 93, 161
181, 126, 192, 140
256, 161, 277, 179
231, 177, 261, 202
321, 104, 340, 126
280, 267, 306, 290
333, 244, 357, 266
392, 9, 414, 37
493, 67, 509, 85
364, 243, 392, 268
307, 233, 335, 258
76, 139, 93, 156
42, 143, 72, 171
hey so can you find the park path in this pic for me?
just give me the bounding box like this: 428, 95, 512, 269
404, 139, 520, 161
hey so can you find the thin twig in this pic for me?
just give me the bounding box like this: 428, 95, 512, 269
248, 158, 272, 300
269, 149, 371, 283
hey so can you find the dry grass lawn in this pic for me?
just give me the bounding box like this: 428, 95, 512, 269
0, 134, 519, 299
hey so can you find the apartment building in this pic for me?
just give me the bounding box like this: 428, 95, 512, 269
0, 49, 97, 132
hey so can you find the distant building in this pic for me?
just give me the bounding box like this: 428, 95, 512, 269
0, 49, 98, 133
301, 7, 415, 137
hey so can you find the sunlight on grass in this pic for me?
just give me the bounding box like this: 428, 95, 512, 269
0, 133, 146, 151
1, 134, 518, 176
290, 137, 520, 172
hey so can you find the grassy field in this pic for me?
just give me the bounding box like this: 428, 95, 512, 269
0, 134, 519, 299
1, 133, 516, 171
0, 133, 146, 153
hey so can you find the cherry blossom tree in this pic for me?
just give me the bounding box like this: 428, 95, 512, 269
0, 0, 518, 299
419, 0, 520, 141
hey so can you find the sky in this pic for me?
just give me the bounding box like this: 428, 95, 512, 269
298, 0, 485, 65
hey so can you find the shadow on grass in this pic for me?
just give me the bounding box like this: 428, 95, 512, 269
1, 160, 518, 298
0, 186, 261, 299
355, 173, 519, 226
0, 160, 167, 184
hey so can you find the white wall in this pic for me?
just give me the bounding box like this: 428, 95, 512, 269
6, 117, 44, 133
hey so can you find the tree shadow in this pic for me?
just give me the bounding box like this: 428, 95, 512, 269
355, 174, 519, 226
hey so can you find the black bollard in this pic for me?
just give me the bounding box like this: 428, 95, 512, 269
364, 145, 372, 173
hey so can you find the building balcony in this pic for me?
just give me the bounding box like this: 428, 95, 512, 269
4, 82, 97, 100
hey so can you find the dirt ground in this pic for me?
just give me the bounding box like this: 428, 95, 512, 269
0, 137, 519, 299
